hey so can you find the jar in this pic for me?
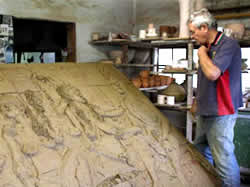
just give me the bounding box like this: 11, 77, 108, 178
162, 32, 168, 38
139, 30, 146, 39
91, 32, 100, 41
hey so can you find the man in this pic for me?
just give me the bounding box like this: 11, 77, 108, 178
188, 8, 242, 187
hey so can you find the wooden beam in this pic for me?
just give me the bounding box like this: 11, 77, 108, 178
209, 6, 250, 14
66, 23, 76, 62
215, 12, 250, 20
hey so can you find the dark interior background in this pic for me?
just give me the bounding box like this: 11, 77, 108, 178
13, 18, 67, 52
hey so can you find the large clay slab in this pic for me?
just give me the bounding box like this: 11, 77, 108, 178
0, 63, 221, 187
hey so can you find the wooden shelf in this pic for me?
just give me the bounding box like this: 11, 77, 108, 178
239, 39, 250, 47
152, 70, 197, 75
154, 103, 191, 111
90, 39, 250, 48
139, 85, 168, 92
156, 69, 247, 74
241, 70, 249, 73
89, 38, 194, 48
114, 64, 156, 68
151, 38, 194, 44
239, 108, 250, 112
89, 40, 130, 46
0, 34, 9, 37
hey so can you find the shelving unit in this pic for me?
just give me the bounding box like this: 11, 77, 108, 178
90, 38, 195, 142
91, 38, 250, 143
150, 40, 194, 142
90, 38, 250, 144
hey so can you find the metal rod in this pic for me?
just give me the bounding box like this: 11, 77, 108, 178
186, 42, 194, 143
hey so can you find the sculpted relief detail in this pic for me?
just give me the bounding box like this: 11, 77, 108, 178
0, 63, 220, 187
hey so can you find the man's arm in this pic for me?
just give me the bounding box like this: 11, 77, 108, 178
198, 46, 221, 81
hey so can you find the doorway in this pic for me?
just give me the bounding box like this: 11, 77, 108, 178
13, 17, 76, 63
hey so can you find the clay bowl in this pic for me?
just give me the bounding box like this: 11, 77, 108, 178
160, 25, 177, 37
160, 26, 170, 36
141, 78, 149, 88
109, 50, 123, 59
155, 80, 161, 87
159, 76, 167, 86
139, 70, 150, 79
161, 82, 186, 102
154, 75, 161, 82
166, 76, 172, 85
149, 76, 155, 87
132, 78, 142, 88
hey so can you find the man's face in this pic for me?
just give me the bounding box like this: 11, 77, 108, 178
188, 23, 208, 45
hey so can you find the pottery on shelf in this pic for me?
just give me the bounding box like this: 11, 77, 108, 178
224, 23, 245, 40
160, 81, 186, 102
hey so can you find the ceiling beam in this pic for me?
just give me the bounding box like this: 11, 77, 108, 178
214, 12, 250, 20
209, 6, 250, 14
209, 6, 250, 20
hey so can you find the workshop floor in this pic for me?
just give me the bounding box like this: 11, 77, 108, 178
242, 184, 250, 187
241, 175, 250, 186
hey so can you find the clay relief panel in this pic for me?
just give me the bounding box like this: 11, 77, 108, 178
0, 63, 220, 187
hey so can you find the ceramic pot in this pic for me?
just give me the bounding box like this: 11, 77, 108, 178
132, 78, 141, 88
149, 76, 155, 87
154, 75, 161, 82
142, 78, 149, 88
155, 81, 161, 87
139, 70, 150, 79
160, 76, 167, 86
161, 81, 186, 102
166, 76, 172, 85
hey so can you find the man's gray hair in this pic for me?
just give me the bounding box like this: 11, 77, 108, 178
189, 8, 217, 29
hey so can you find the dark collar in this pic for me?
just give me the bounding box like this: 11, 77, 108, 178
211, 31, 223, 46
